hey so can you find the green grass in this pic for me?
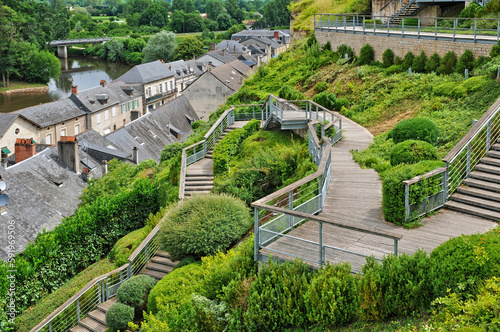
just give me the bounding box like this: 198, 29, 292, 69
0, 81, 47, 93
15, 259, 115, 332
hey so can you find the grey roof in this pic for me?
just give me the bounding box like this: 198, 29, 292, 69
69, 81, 141, 114
241, 60, 257, 67
196, 50, 239, 66
216, 40, 250, 54
210, 61, 251, 92
165, 60, 200, 79
115, 60, 175, 85
185, 60, 208, 74
238, 53, 258, 63
241, 37, 281, 51
16, 98, 86, 128
0, 113, 19, 138
231, 29, 290, 39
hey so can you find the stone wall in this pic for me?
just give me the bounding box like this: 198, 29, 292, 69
315, 30, 493, 61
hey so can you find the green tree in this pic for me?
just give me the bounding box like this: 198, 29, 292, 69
440, 51, 457, 75
74, 21, 83, 32
426, 52, 441, 73
455, 49, 474, 74
413, 51, 428, 73
217, 13, 233, 30
205, 0, 224, 20
382, 48, 394, 67
175, 36, 204, 60
401, 51, 415, 71
142, 30, 178, 63
225, 0, 244, 22
263, 0, 291, 27
105, 38, 124, 62
25, 50, 61, 83
139, 2, 169, 28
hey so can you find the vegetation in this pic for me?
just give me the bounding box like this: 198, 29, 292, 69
106, 302, 135, 332
389, 140, 438, 166
116, 275, 157, 318
388, 118, 440, 145
142, 31, 178, 63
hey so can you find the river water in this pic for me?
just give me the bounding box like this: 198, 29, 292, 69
0, 57, 133, 113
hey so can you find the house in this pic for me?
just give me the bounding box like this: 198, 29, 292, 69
195, 49, 239, 68
165, 60, 203, 94
116, 60, 176, 113
241, 36, 287, 58
0, 113, 40, 165
231, 29, 291, 46
182, 60, 251, 119
215, 40, 260, 66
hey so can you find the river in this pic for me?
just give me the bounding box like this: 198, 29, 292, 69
0, 57, 133, 113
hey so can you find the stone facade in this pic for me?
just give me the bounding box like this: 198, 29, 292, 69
315, 30, 494, 61
0, 117, 40, 158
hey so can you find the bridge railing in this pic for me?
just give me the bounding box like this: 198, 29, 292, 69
403, 98, 500, 222
314, 14, 500, 43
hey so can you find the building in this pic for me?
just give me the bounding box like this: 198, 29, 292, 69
165, 60, 203, 94
195, 49, 239, 68
241, 36, 287, 58
182, 60, 251, 119
231, 29, 291, 46
116, 60, 176, 113
0, 114, 40, 164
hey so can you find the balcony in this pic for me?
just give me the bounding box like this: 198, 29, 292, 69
146, 89, 177, 103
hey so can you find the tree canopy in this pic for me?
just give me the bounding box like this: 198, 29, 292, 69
176, 36, 205, 60
142, 31, 178, 63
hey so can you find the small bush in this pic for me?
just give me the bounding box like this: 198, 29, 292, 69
388, 118, 439, 145
490, 41, 500, 58
358, 44, 375, 65
313, 81, 329, 93
385, 64, 402, 75
433, 81, 468, 99
426, 53, 441, 73
158, 194, 251, 260
278, 85, 304, 100
313, 91, 336, 110
175, 256, 197, 269
440, 51, 458, 75
306, 33, 317, 48
382, 48, 395, 67
108, 227, 150, 268
394, 56, 403, 65
106, 302, 135, 332
456, 49, 475, 74
117, 275, 157, 318
337, 44, 355, 58
401, 51, 415, 71
413, 51, 428, 73
390, 140, 438, 166
335, 97, 349, 111
160, 142, 183, 163
321, 41, 332, 52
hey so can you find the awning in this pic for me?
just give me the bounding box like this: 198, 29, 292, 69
1, 147, 11, 154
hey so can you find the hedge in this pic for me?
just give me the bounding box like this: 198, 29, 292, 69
388, 117, 440, 145
117, 275, 157, 318
389, 140, 438, 166
105, 302, 135, 332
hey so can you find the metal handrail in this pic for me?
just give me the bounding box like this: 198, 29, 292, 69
386, 0, 418, 26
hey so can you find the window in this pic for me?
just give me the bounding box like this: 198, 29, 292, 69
96, 114, 101, 124
121, 104, 125, 113
152, 86, 157, 95
165, 83, 168, 92
46, 133, 52, 145
168, 81, 172, 91
159, 84, 162, 94
75, 124, 80, 135
61, 128, 66, 137
15, 128, 20, 135
112, 107, 116, 117
105, 110, 109, 121
147, 87, 151, 97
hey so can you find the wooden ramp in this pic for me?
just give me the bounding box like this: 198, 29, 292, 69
265, 113, 497, 272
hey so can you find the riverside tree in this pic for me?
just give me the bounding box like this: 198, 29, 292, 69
142, 30, 178, 63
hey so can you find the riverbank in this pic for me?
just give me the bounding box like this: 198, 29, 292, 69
0, 82, 48, 94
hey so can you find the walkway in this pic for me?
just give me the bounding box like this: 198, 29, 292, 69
266, 113, 497, 272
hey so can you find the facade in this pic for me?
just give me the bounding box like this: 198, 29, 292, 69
165, 60, 203, 94
0, 114, 39, 164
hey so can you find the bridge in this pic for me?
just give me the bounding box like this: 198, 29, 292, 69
49, 38, 111, 58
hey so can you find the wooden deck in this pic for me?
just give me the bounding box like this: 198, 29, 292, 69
265, 113, 497, 272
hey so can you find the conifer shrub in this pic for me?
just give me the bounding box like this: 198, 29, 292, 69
394, 56, 403, 65
117, 275, 157, 318
388, 118, 440, 145
106, 302, 135, 332
382, 48, 395, 67
401, 51, 415, 71
389, 140, 438, 166
455, 49, 475, 74
305, 33, 318, 48
313, 91, 336, 110
440, 51, 458, 75
278, 85, 304, 100
337, 44, 355, 58
426, 53, 441, 73
358, 43, 375, 65
313, 81, 329, 93
321, 41, 332, 52
158, 194, 251, 260
413, 51, 428, 73
490, 41, 500, 58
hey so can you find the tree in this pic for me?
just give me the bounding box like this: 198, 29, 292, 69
225, 0, 244, 22
205, 0, 224, 21
142, 30, 178, 63
440, 51, 457, 75
105, 38, 124, 62
263, 0, 290, 27
216, 13, 233, 30
426, 53, 441, 73
175, 36, 204, 60
413, 51, 428, 73
382, 48, 394, 68
74, 21, 83, 32
25, 50, 61, 83
139, 2, 169, 28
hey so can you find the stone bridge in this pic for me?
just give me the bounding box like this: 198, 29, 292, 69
49, 38, 111, 58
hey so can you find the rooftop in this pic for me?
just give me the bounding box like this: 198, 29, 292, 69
16, 98, 86, 128
116, 60, 175, 85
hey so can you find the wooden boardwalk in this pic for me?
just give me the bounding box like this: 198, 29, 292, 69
265, 113, 497, 272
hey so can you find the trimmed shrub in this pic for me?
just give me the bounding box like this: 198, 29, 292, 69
401, 51, 415, 71
158, 194, 252, 260
490, 41, 500, 58
382, 48, 395, 68
313, 91, 336, 110
278, 85, 304, 100
106, 302, 135, 332
440, 51, 458, 75
413, 51, 428, 73
386, 64, 402, 75
388, 118, 440, 145
455, 49, 475, 74
313, 81, 329, 93
382, 160, 444, 224
117, 275, 157, 318
358, 43, 375, 65
337, 44, 355, 58
426, 53, 441, 73
108, 227, 150, 268
305, 263, 358, 326
389, 140, 438, 166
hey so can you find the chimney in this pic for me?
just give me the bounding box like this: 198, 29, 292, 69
71, 85, 78, 95
222, 49, 226, 56
169, 64, 172, 70
15, 138, 36, 164
58, 136, 80, 173
100, 80, 106, 87
274, 31, 279, 39
81, 167, 91, 182
132, 147, 138, 165
233, 45, 236, 52
211, 42, 216, 51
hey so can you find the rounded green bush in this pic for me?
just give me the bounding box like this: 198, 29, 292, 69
116, 275, 157, 318
158, 193, 251, 260
382, 48, 394, 67
278, 85, 304, 100
388, 118, 440, 145
313, 81, 329, 93
385, 64, 402, 75
313, 91, 336, 110
401, 51, 415, 71
358, 43, 374, 65
390, 140, 438, 166
105, 302, 134, 332
426, 53, 441, 73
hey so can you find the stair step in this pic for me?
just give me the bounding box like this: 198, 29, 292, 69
88, 309, 106, 325
463, 178, 500, 192
141, 269, 168, 281
481, 157, 500, 167
487, 150, 500, 159
151, 255, 178, 267
96, 297, 116, 313
185, 175, 214, 180
185, 185, 214, 191
470, 170, 500, 184
79, 317, 107, 332
70, 325, 92, 332
475, 163, 500, 175
491, 143, 500, 151
184, 180, 214, 186
184, 191, 212, 196
457, 186, 500, 203
146, 262, 174, 274
445, 201, 500, 221
155, 251, 171, 259
451, 193, 500, 213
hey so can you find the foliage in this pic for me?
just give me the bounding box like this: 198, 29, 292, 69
158, 194, 252, 260
263, 0, 291, 27
490, 41, 500, 58
25, 50, 61, 84
305, 263, 358, 327
385, 64, 402, 75
106, 302, 135, 332
389, 140, 438, 166
278, 85, 304, 100
413, 51, 428, 73
175, 36, 205, 60
358, 44, 375, 65
142, 30, 178, 63
426, 53, 441, 73
313, 81, 329, 93
440, 51, 458, 75
108, 227, 151, 268
456, 49, 475, 74
401, 51, 415, 71
382, 48, 395, 68
337, 44, 355, 59
105, 38, 124, 62
322, 41, 332, 52
381, 160, 445, 224
117, 275, 157, 318
313, 91, 337, 110
189, 294, 229, 332
388, 118, 440, 145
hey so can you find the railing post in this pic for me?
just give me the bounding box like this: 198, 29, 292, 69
453, 18, 456, 41
335, 15, 338, 31
323, 108, 326, 121
77, 298, 81, 322
319, 221, 323, 267
404, 183, 410, 223
353, 16, 355, 32
203, 140, 207, 155
474, 19, 477, 42
418, 18, 421, 38
401, 18, 404, 37
289, 190, 294, 229
316, 105, 319, 120
486, 120, 491, 151
145, 243, 148, 265
434, 18, 437, 40
363, 16, 365, 34
49, 321, 52, 332
394, 239, 398, 256
497, 19, 500, 42
253, 105, 255, 119
466, 142, 471, 176
106, 278, 109, 301
127, 262, 132, 279
318, 174, 323, 211
254, 207, 260, 261
328, 15, 330, 30
442, 168, 448, 204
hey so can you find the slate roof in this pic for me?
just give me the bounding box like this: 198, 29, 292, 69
231, 29, 290, 39
115, 60, 175, 85
216, 40, 250, 54
196, 50, 239, 66
238, 53, 259, 63
16, 98, 86, 128
0, 114, 19, 138
209, 61, 251, 92
165, 60, 201, 79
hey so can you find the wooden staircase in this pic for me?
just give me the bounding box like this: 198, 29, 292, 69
446, 139, 500, 221
69, 251, 177, 332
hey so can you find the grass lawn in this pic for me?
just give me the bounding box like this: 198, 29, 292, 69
0, 81, 47, 93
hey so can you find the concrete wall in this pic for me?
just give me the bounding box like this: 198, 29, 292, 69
90, 96, 143, 136
0, 117, 39, 159
315, 30, 493, 61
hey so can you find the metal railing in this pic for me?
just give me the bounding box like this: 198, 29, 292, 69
31, 225, 162, 332
403, 97, 500, 222
314, 14, 500, 44
146, 89, 177, 103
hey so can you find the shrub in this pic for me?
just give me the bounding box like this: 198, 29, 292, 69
456, 49, 475, 74
440, 51, 458, 75
335, 97, 350, 111
313, 81, 329, 93
382, 160, 444, 224
382, 48, 395, 67
413, 51, 428, 73
388, 118, 440, 145
278, 85, 304, 100
305, 263, 358, 326
108, 226, 150, 267
117, 275, 157, 318
337, 44, 355, 58
433, 81, 468, 99
321, 41, 332, 52
490, 41, 500, 58
358, 43, 375, 65
106, 302, 135, 332
175, 256, 197, 269
401, 51, 415, 71
385, 64, 402, 75
313, 91, 336, 110
394, 56, 403, 65
306, 33, 317, 48
426, 53, 441, 73
389, 140, 438, 166
158, 194, 251, 260
160, 142, 183, 163
190, 294, 229, 332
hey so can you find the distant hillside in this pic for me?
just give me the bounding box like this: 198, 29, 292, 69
290, 0, 371, 32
